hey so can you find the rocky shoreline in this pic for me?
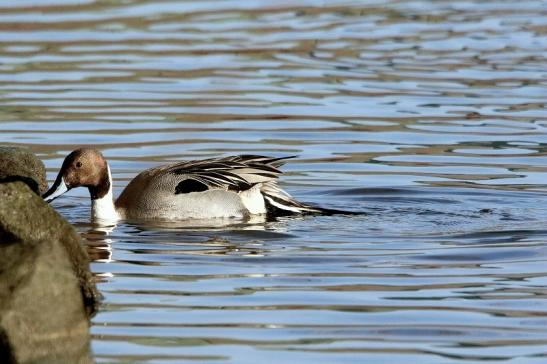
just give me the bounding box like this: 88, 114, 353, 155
0, 147, 100, 364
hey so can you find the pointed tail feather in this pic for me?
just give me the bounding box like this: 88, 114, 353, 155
302, 206, 364, 216
261, 182, 363, 216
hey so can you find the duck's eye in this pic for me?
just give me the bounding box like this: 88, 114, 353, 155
76, 161, 82, 168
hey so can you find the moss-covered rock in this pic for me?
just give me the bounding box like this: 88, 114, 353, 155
0, 180, 100, 363
0, 146, 48, 195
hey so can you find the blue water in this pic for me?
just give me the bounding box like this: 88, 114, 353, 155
2, 0, 547, 363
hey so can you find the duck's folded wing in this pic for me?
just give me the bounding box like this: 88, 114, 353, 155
166, 155, 322, 214
166, 155, 295, 193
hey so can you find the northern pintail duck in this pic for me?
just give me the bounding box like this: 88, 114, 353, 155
43, 148, 333, 222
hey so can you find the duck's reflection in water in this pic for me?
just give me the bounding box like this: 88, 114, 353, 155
129, 214, 278, 231
82, 223, 115, 270
80, 215, 298, 269
128, 214, 296, 258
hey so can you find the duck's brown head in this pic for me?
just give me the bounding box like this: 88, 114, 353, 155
43, 148, 110, 202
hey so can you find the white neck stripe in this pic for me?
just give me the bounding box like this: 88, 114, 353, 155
91, 165, 120, 223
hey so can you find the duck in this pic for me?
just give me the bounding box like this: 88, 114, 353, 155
43, 148, 336, 222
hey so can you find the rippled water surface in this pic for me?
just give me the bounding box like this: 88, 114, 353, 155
2, 0, 547, 363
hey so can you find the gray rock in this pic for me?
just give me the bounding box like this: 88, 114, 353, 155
0, 146, 48, 195
0, 181, 100, 364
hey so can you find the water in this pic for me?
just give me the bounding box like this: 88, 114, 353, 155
2, 0, 547, 363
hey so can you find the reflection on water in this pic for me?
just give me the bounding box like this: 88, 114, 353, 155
2, 0, 547, 363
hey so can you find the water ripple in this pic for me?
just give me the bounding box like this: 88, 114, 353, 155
2, 0, 547, 363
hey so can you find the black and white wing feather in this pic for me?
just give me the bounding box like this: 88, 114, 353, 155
167, 155, 289, 190
166, 155, 321, 214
